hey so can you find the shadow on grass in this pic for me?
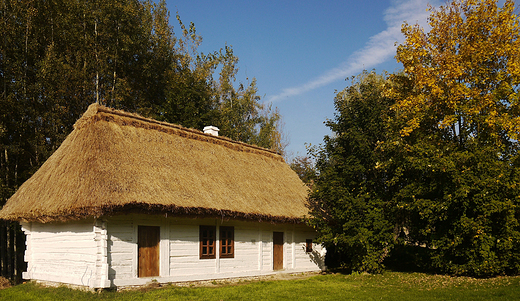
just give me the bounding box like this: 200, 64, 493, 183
322, 243, 438, 276
384, 244, 437, 274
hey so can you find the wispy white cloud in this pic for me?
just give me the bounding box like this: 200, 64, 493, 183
268, 0, 436, 103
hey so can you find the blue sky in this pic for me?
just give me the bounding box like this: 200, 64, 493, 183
165, 0, 440, 158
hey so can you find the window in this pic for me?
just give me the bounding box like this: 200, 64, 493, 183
200, 226, 216, 259
306, 239, 313, 253
220, 226, 234, 258
199, 225, 235, 259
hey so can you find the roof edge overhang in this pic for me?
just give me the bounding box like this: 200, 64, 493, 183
2, 202, 306, 225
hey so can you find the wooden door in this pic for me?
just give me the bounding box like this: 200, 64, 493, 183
273, 232, 284, 270
138, 226, 160, 277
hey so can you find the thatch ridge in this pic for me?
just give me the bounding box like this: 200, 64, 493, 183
0, 103, 309, 223
76, 104, 283, 162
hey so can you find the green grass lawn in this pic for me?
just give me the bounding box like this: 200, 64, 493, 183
1, 272, 520, 301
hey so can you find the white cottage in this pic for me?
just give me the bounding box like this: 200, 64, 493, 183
0, 104, 325, 289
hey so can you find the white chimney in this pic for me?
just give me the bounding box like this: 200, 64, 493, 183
203, 126, 219, 136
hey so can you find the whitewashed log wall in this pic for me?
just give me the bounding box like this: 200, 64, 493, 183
21, 219, 110, 288
108, 214, 325, 287
20, 214, 325, 288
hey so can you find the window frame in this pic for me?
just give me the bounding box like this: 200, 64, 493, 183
199, 225, 216, 259
219, 226, 234, 258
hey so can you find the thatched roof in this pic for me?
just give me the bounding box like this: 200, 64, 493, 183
0, 104, 309, 223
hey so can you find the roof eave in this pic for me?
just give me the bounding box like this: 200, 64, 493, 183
3, 202, 306, 224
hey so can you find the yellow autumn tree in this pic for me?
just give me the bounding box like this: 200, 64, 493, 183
394, 0, 520, 143
385, 0, 520, 276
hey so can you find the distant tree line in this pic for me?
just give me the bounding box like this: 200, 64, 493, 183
0, 0, 285, 209
301, 0, 520, 276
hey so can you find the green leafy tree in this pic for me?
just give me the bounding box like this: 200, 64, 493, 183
0, 0, 287, 209
307, 71, 396, 273
154, 11, 220, 130
215, 47, 286, 154
388, 0, 520, 276
289, 156, 317, 186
